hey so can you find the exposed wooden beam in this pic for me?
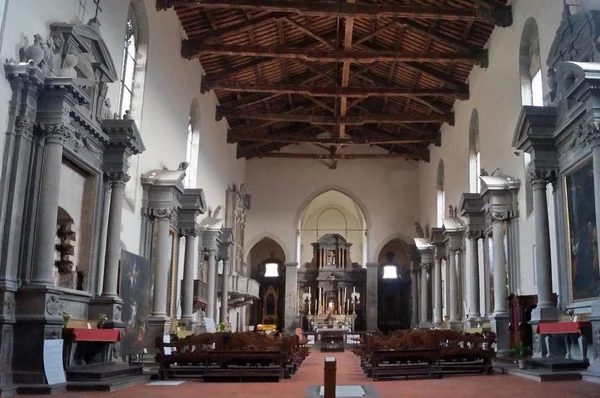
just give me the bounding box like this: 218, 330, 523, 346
217, 107, 453, 125
253, 152, 422, 160
228, 133, 434, 145
182, 43, 486, 65
205, 82, 468, 99
161, 1, 513, 27
186, 11, 282, 40
282, 17, 335, 48
339, 0, 355, 139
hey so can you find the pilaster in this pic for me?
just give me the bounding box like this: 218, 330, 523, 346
284, 262, 298, 333
365, 262, 379, 331
218, 228, 234, 323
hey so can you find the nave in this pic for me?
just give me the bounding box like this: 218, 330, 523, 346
16, 350, 596, 398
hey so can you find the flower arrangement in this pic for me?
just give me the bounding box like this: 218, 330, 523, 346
97, 313, 108, 328
217, 322, 230, 333
61, 311, 71, 326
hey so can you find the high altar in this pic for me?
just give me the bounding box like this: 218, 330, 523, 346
296, 234, 366, 332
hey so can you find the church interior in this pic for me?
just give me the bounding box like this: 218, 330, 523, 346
0, 0, 599, 397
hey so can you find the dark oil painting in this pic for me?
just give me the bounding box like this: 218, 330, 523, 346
119, 250, 151, 356
565, 160, 600, 300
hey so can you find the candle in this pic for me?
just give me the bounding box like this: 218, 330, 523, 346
353, 286, 356, 293
309, 286, 311, 295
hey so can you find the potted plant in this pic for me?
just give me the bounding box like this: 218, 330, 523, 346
511, 344, 531, 369
97, 313, 107, 329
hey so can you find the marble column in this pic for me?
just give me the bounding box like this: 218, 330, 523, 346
284, 262, 298, 333
448, 250, 460, 325
434, 256, 443, 325
530, 172, 558, 320
490, 212, 510, 354
366, 262, 379, 331
31, 126, 69, 285
203, 229, 220, 321
491, 215, 509, 316
101, 172, 130, 297
181, 228, 197, 322
466, 231, 481, 321
411, 265, 420, 327
220, 258, 230, 323
151, 209, 173, 316
420, 263, 430, 325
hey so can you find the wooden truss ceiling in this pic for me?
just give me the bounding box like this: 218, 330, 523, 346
157, 0, 512, 163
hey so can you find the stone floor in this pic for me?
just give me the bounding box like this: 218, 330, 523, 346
19, 350, 599, 398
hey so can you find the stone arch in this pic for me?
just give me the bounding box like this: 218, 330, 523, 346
372, 233, 414, 263
245, 232, 290, 265
247, 237, 286, 279
316, 207, 348, 233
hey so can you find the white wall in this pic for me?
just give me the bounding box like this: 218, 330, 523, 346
244, 158, 420, 264
0, 0, 245, 257
417, 0, 564, 296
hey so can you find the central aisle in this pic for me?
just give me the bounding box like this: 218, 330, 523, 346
18, 349, 597, 398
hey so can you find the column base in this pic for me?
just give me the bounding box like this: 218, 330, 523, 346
146, 315, 172, 351
530, 306, 559, 322
447, 320, 464, 331
419, 321, 434, 329
0, 384, 17, 397
490, 314, 510, 357
464, 316, 486, 330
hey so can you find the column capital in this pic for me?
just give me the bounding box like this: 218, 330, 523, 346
149, 207, 175, 221
421, 262, 432, 272
39, 122, 72, 145
201, 228, 220, 252
491, 210, 510, 222
366, 262, 379, 268
466, 229, 483, 240
105, 171, 131, 187
285, 262, 299, 268
179, 227, 198, 238
411, 265, 421, 274
528, 167, 557, 189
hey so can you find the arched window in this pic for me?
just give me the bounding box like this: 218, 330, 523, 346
519, 18, 542, 217
118, 5, 138, 118
184, 100, 200, 188
519, 18, 543, 107
382, 265, 398, 279
264, 262, 279, 278
469, 109, 481, 194
436, 160, 445, 228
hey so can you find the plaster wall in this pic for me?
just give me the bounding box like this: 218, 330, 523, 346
0, 0, 245, 257
417, 0, 564, 296
244, 158, 420, 265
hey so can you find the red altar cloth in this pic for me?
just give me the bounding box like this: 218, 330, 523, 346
62, 328, 121, 342
536, 321, 592, 334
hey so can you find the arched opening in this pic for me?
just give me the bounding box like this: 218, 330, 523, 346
247, 238, 286, 330
469, 110, 481, 194
436, 160, 445, 228
184, 99, 200, 188
377, 239, 411, 332
298, 190, 367, 267
519, 17, 542, 218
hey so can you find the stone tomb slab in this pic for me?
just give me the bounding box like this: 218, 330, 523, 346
306, 385, 380, 398
147, 381, 186, 386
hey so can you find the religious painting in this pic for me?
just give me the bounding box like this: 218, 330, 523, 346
262, 285, 278, 324
119, 250, 151, 356
565, 159, 599, 300
166, 227, 179, 317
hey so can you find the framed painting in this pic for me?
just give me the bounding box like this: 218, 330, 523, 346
119, 250, 151, 356
564, 159, 600, 301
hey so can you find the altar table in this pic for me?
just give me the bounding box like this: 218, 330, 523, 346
535, 322, 591, 362
62, 328, 121, 368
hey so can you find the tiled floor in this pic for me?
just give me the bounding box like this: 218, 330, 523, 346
19, 350, 599, 398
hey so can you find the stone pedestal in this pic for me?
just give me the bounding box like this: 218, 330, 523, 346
491, 314, 510, 356
146, 315, 172, 351
284, 263, 298, 334
582, 300, 600, 383
365, 262, 379, 331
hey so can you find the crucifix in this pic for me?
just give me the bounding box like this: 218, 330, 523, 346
92, 0, 103, 21
327, 250, 336, 265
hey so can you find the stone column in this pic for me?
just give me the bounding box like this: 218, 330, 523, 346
466, 231, 481, 322
530, 171, 558, 321
448, 250, 460, 325
434, 255, 443, 325
203, 229, 220, 321
490, 212, 510, 354
284, 262, 298, 333
220, 257, 230, 323
31, 126, 69, 285
420, 263, 430, 325
101, 172, 130, 297
151, 209, 174, 316
411, 265, 420, 327
180, 228, 197, 323
366, 262, 379, 331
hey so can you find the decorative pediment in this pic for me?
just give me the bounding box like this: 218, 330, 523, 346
180, 188, 207, 215
512, 106, 558, 152
459, 193, 486, 235
547, 11, 600, 70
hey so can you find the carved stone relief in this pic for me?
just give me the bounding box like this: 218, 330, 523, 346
533, 332, 542, 356
45, 295, 62, 316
